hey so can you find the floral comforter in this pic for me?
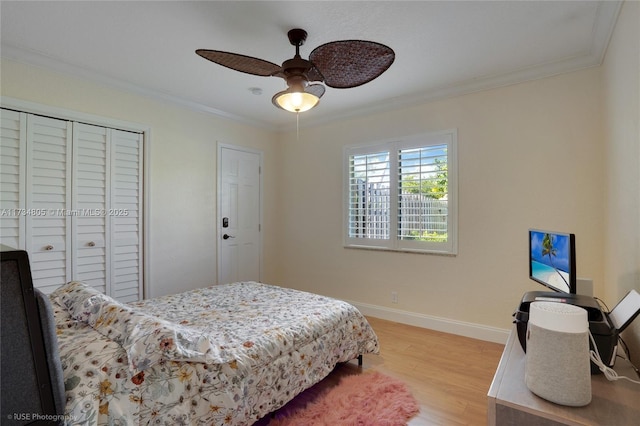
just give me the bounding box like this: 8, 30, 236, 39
50, 281, 379, 425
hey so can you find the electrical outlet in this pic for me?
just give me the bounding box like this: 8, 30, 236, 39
391, 291, 398, 304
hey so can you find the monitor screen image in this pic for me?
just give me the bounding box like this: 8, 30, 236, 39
529, 229, 576, 294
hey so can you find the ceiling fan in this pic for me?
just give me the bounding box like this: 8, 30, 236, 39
196, 28, 395, 113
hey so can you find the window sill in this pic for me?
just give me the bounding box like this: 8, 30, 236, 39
343, 244, 457, 257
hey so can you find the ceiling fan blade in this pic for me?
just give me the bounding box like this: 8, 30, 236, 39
196, 49, 283, 77
309, 40, 395, 89
306, 83, 326, 99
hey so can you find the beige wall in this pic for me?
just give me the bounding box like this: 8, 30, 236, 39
275, 67, 604, 332
601, 0, 640, 365
3, 2, 638, 344
0, 59, 280, 298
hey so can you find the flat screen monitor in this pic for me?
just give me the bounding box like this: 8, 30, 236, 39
529, 229, 576, 294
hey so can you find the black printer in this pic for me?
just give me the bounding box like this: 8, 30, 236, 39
513, 291, 617, 374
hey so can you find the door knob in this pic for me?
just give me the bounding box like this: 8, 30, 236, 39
223, 234, 235, 240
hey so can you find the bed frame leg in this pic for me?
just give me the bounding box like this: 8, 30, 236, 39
358, 354, 363, 366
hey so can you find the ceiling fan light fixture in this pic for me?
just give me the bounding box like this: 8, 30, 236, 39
272, 88, 320, 113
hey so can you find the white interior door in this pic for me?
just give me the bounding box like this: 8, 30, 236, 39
218, 144, 262, 284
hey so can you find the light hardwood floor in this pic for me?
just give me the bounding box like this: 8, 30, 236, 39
263, 317, 505, 425
254, 317, 504, 426
360, 317, 505, 425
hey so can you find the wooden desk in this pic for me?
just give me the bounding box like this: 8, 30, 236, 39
487, 326, 640, 425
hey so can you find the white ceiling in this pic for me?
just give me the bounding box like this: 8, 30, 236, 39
1, 1, 622, 131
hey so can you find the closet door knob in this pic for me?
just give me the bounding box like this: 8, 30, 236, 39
88, 241, 96, 247
44, 244, 54, 251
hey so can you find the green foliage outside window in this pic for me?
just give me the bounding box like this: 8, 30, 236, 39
400, 158, 448, 200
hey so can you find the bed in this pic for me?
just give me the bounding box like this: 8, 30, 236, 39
50, 281, 379, 425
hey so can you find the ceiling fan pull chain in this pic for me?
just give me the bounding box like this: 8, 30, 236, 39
296, 111, 300, 140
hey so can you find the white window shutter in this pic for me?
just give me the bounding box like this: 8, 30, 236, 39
347, 150, 392, 244
344, 130, 457, 255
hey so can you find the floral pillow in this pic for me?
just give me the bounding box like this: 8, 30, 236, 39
89, 300, 218, 373
51, 281, 218, 374
50, 281, 111, 323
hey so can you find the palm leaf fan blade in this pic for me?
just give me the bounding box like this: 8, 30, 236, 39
195, 50, 283, 77
309, 40, 395, 88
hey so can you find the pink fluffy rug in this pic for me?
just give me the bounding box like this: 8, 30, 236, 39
268, 371, 420, 426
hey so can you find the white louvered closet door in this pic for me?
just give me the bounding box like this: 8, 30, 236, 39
0, 110, 26, 249
72, 123, 110, 294
0, 108, 144, 301
110, 130, 143, 303
25, 115, 73, 294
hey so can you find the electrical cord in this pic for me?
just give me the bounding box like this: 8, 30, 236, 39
615, 336, 640, 379
618, 335, 631, 359
589, 331, 640, 384
592, 298, 640, 380
594, 296, 610, 313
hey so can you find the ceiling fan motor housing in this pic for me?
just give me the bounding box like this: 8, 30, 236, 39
282, 56, 313, 88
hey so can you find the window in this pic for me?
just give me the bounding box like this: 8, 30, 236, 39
344, 130, 457, 254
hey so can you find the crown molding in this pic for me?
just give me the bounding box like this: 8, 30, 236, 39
2, 1, 621, 134
287, 49, 601, 132
282, 1, 623, 132
1, 44, 278, 131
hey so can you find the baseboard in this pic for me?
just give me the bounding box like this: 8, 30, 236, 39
347, 300, 510, 344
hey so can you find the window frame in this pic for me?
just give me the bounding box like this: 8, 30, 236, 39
343, 130, 458, 255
